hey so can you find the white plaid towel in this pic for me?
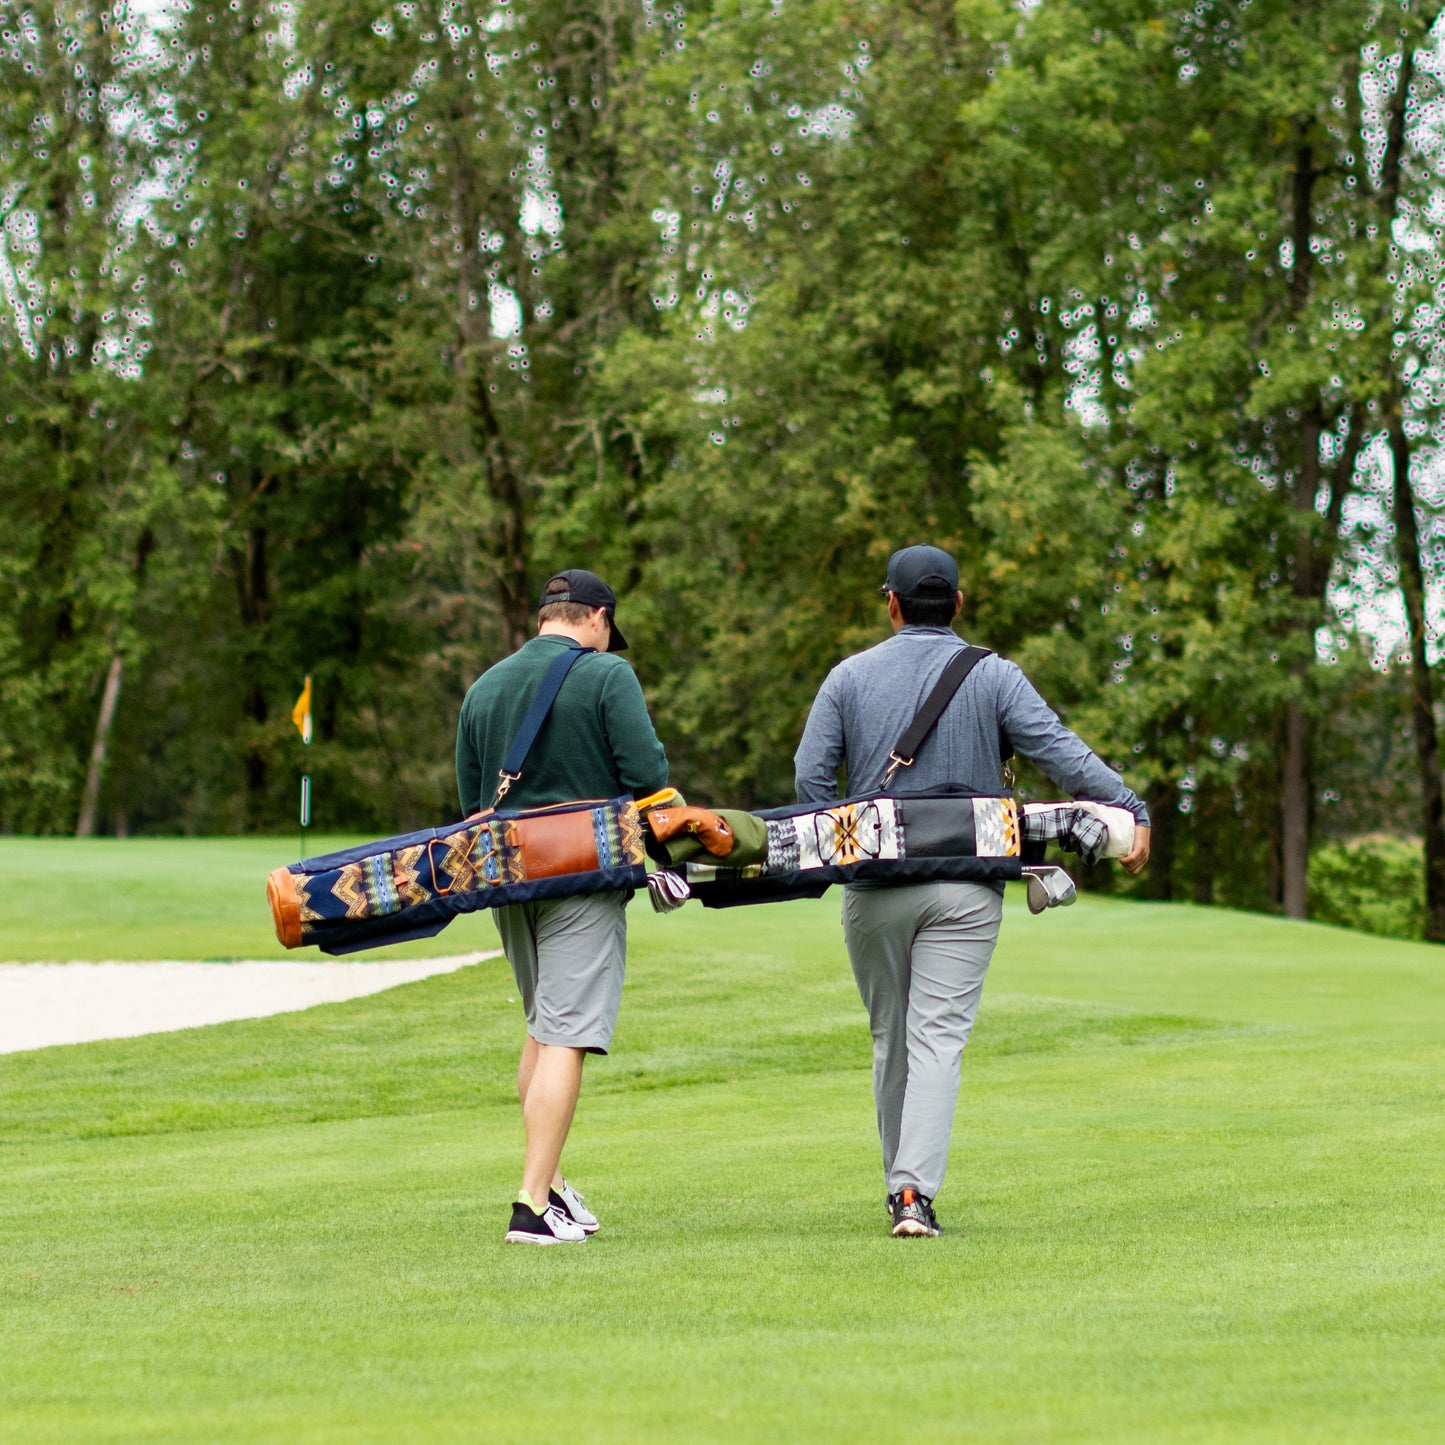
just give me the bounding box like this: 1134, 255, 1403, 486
1019, 805, 1111, 866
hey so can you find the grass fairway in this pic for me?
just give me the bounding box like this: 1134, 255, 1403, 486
1, 851, 1442, 1442
0, 837, 476, 961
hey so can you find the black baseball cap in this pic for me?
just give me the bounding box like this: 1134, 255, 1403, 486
537, 569, 629, 652
878, 544, 959, 598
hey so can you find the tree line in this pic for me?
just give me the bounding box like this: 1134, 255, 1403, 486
4, 0, 1445, 934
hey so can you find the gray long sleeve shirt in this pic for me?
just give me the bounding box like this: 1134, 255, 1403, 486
793, 626, 1150, 826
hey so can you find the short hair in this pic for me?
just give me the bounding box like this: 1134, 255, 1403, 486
896, 591, 958, 627
537, 577, 595, 626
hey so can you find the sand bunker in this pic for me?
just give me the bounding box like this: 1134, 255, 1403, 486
0, 951, 501, 1055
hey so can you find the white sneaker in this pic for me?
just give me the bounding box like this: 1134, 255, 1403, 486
505, 1196, 588, 1245
550, 1178, 600, 1234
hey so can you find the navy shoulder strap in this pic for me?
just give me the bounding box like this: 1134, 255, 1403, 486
493, 644, 594, 807
881, 645, 993, 790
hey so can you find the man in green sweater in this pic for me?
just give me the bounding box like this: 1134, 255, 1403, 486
456, 570, 669, 1245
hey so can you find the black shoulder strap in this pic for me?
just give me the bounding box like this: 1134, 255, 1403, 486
881, 645, 992, 789
493, 644, 593, 807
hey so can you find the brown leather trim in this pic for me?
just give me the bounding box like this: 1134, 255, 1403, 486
506, 797, 607, 816
504, 808, 601, 880
267, 867, 303, 949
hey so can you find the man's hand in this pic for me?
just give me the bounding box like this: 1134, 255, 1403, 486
1122, 824, 1151, 876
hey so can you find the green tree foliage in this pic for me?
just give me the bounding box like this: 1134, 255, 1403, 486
0, 1, 207, 831
1, 0, 1442, 956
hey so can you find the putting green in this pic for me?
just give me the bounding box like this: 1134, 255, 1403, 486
0, 846, 1441, 1441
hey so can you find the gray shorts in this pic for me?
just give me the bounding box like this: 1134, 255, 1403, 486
492, 892, 628, 1054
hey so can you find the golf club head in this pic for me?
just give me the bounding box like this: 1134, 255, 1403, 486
647, 869, 692, 914
1024, 866, 1078, 914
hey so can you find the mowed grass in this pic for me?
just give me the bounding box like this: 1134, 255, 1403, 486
0, 836, 471, 961
0, 842, 1442, 1441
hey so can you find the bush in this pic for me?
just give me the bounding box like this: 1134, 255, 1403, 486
1308, 838, 1425, 941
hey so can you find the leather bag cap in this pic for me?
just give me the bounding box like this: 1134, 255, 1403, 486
267, 866, 303, 949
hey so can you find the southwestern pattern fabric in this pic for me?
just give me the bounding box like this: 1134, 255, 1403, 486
684, 794, 1019, 892
763, 817, 801, 873
681, 792, 1025, 907
788, 798, 904, 870
971, 797, 1020, 858
271, 797, 647, 955
593, 802, 645, 870
747, 796, 1021, 876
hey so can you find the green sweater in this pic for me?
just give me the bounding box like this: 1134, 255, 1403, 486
455, 635, 669, 814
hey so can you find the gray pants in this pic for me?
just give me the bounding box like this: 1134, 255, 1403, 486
842, 882, 1003, 1199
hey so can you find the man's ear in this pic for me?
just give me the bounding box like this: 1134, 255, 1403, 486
593, 606, 613, 649
952, 590, 963, 620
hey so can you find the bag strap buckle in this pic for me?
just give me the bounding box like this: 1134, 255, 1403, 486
881, 751, 913, 789
493, 771, 520, 808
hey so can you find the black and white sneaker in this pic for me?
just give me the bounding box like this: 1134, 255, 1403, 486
891, 1187, 942, 1238
549, 1178, 600, 1235
886, 1191, 898, 1221
505, 1194, 588, 1246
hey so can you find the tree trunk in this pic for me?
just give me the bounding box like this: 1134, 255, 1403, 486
1280, 701, 1310, 919
236, 519, 271, 814
469, 353, 531, 650
1267, 810, 1282, 911
1379, 30, 1445, 940
1192, 790, 1215, 905
1146, 779, 1178, 901
1389, 419, 1445, 940
1278, 136, 1321, 921
76, 652, 123, 837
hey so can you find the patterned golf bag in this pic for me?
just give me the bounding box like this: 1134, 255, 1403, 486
267, 796, 647, 956
643, 794, 1135, 914
674, 793, 1027, 907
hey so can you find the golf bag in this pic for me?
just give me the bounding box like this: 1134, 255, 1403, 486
267, 796, 648, 956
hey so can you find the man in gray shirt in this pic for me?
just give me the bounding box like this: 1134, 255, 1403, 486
794, 544, 1151, 1237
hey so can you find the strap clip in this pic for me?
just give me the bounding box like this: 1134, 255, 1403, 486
493, 771, 520, 808
881, 751, 913, 789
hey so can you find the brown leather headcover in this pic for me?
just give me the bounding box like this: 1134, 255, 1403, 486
267, 867, 303, 949
646, 806, 736, 858
502, 808, 601, 879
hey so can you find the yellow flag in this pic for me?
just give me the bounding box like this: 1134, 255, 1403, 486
291, 676, 313, 744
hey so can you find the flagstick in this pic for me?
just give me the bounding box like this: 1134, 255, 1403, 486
295, 674, 313, 860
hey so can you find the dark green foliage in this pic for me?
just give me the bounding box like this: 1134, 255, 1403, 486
0, 0, 1437, 940
1309, 838, 1426, 940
